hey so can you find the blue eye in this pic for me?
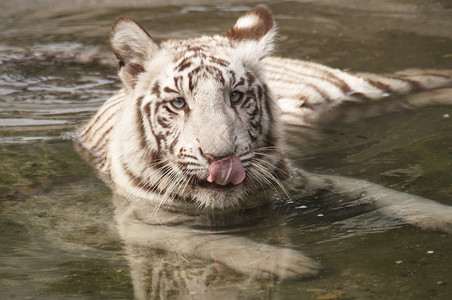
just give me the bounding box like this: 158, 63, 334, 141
230, 91, 243, 103
171, 97, 186, 109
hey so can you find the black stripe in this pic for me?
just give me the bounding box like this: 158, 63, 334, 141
245, 71, 255, 85
177, 57, 193, 71
79, 96, 122, 138
163, 86, 179, 94
143, 102, 161, 153
362, 77, 392, 92
265, 61, 352, 94
120, 159, 185, 202
82, 112, 116, 142
389, 75, 423, 91
151, 81, 161, 97
208, 56, 229, 67
135, 96, 148, 149
234, 76, 245, 89
90, 127, 113, 152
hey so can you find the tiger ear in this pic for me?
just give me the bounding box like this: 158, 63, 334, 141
110, 17, 159, 89
224, 7, 276, 59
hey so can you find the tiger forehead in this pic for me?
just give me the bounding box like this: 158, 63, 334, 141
174, 53, 231, 75
166, 35, 231, 54
165, 36, 233, 66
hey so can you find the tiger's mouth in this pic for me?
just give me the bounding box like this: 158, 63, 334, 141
185, 154, 246, 191
197, 180, 239, 191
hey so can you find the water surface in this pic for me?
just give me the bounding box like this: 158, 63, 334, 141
1, 0, 451, 299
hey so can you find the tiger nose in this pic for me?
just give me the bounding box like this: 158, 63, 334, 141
199, 149, 233, 163
195, 117, 238, 158
197, 134, 236, 160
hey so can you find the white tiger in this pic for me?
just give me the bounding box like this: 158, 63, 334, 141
76, 7, 452, 281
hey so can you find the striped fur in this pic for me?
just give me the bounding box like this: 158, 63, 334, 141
76, 7, 452, 210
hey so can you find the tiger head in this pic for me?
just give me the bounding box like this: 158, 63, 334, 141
109, 7, 290, 209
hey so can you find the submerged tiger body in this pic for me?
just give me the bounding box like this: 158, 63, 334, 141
76, 7, 452, 281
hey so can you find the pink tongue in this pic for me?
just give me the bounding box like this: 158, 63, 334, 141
206, 154, 245, 186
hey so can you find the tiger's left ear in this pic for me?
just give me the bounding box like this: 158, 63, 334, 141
224, 7, 276, 59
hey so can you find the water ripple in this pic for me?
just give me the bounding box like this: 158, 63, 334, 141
0, 46, 119, 138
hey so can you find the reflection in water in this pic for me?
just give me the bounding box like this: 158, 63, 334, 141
112, 193, 311, 299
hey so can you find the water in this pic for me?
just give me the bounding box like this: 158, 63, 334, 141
1, 0, 451, 299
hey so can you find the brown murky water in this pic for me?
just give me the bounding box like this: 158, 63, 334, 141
1, 0, 451, 299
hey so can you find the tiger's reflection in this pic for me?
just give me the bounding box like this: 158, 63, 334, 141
112, 194, 303, 299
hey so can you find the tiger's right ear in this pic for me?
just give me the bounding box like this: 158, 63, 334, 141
110, 17, 159, 89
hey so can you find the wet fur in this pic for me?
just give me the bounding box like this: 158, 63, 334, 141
76, 7, 452, 281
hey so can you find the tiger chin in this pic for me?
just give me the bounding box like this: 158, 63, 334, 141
76, 6, 452, 282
